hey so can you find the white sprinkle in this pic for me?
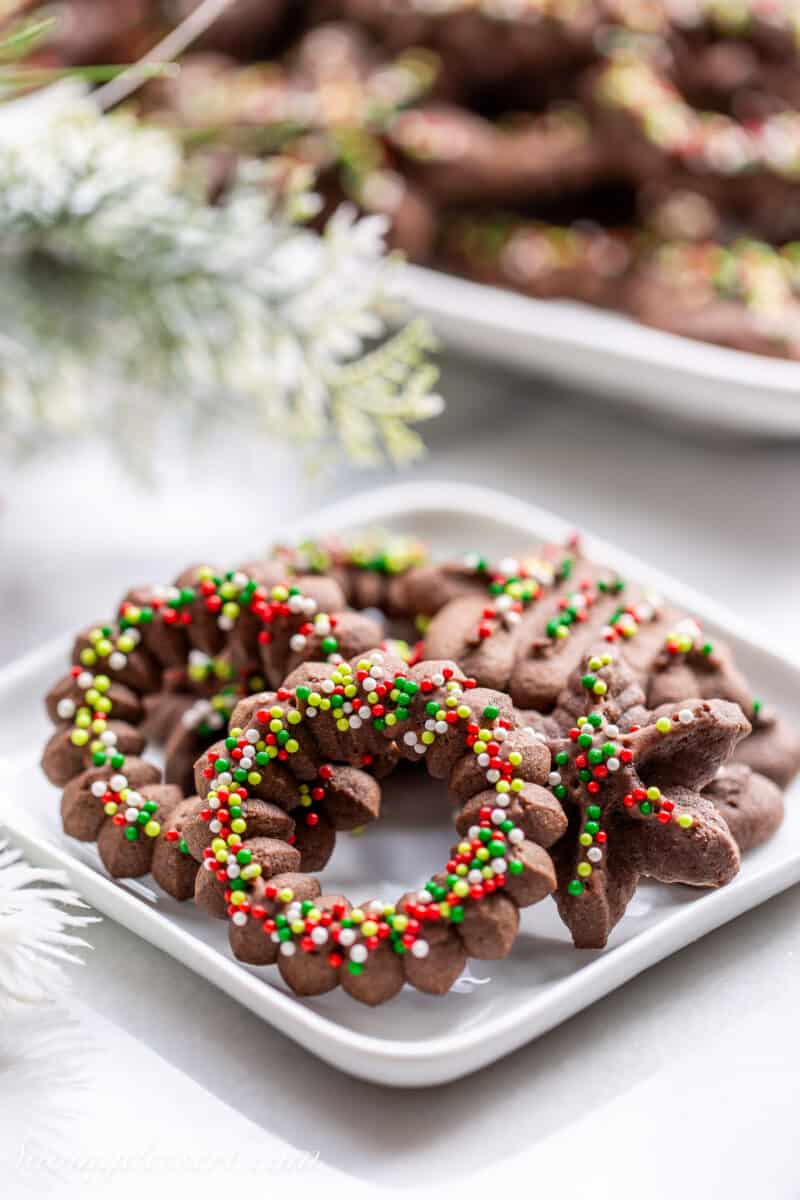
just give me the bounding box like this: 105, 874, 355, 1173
232, 911, 248, 927
411, 939, 430, 959
679, 709, 694, 724
280, 942, 296, 957
349, 944, 368, 964
587, 847, 603, 863
56, 698, 76, 719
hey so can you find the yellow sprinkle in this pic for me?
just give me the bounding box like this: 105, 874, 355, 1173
577, 862, 592, 878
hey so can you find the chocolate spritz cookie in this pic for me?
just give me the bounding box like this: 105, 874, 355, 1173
411, 538, 800, 790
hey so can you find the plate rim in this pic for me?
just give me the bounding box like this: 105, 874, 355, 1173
403, 264, 800, 434
405, 264, 800, 390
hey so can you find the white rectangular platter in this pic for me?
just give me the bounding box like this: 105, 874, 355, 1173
404, 265, 800, 438
1, 481, 799, 1087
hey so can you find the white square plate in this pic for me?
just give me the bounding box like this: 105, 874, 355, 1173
1, 481, 798, 1087
405, 265, 800, 437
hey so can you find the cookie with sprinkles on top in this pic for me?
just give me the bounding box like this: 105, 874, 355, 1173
412, 540, 800, 790
218, 649, 562, 1004
42, 563, 389, 885
543, 646, 747, 948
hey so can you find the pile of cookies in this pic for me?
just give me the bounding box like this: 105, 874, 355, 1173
36, 0, 800, 357
40, 531, 798, 1004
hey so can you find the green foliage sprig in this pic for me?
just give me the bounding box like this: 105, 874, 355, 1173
0, 81, 442, 467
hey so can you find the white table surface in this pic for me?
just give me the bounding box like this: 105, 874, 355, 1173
2, 357, 800, 1198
